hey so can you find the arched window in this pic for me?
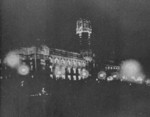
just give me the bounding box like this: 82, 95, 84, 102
54, 58, 59, 64
67, 60, 71, 66
61, 59, 65, 65
73, 61, 77, 67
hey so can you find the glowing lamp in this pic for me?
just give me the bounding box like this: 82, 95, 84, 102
107, 76, 113, 81
4, 51, 21, 68
98, 71, 106, 80
17, 64, 30, 75
80, 69, 89, 79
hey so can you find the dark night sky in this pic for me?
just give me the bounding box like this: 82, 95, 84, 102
2, 0, 150, 61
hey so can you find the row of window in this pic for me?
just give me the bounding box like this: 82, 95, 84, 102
105, 66, 120, 70
20, 55, 87, 68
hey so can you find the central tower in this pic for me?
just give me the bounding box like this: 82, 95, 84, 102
76, 18, 93, 62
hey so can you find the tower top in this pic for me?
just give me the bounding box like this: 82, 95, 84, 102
76, 19, 92, 38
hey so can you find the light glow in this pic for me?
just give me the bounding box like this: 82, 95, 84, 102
120, 59, 145, 83
111, 72, 120, 79
107, 76, 113, 81
80, 69, 89, 79
17, 64, 30, 75
98, 71, 106, 80
4, 51, 21, 68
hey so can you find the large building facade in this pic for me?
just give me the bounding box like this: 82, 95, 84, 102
0, 19, 95, 82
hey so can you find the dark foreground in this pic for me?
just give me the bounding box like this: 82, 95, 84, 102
1, 76, 150, 117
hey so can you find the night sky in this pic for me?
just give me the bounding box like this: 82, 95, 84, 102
1, 0, 150, 64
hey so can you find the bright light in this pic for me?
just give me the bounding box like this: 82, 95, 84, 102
73, 68, 76, 73
78, 76, 81, 80
50, 74, 53, 78
67, 67, 71, 73
80, 69, 89, 79
121, 74, 145, 84
73, 75, 77, 80
98, 71, 106, 80
111, 72, 120, 79
107, 76, 113, 81
4, 51, 21, 68
17, 64, 30, 75
136, 76, 144, 84
68, 75, 71, 80
120, 59, 145, 81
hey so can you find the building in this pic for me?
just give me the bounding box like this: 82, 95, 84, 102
11, 19, 95, 81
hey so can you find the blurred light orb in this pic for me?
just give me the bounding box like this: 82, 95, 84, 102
80, 69, 89, 79
17, 64, 30, 75
4, 51, 21, 68
98, 71, 106, 80
120, 59, 145, 83
120, 59, 143, 78
111, 72, 120, 79
107, 76, 114, 81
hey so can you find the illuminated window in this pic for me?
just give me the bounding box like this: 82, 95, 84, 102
67, 67, 71, 73
62, 75, 65, 80
49, 65, 53, 71
73, 75, 76, 80
54, 58, 59, 64
68, 75, 71, 80
78, 76, 81, 80
73, 68, 76, 74
78, 68, 81, 74
56, 75, 59, 80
